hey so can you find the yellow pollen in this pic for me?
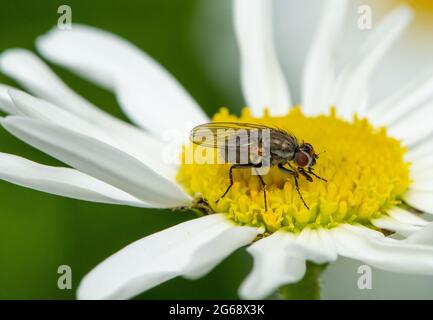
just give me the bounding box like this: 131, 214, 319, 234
177, 107, 411, 233
403, 0, 433, 11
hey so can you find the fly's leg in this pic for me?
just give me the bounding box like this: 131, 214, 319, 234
298, 168, 313, 182
254, 168, 268, 211
297, 166, 327, 183
216, 163, 260, 204
308, 168, 328, 182
294, 174, 309, 209
278, 163, 310, 210
278, 163, 296, 176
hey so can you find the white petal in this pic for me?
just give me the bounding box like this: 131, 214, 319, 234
183, 224, 263, 279
238, 232, 306, 299
295, 227, 338, 264
368, 70, 433, 126
330, 224, 433, 274
234, 0, 291, 116
301, 0, 347, 115
8, 89, 103, 137
410, 155, 433, 174
77, 214, 261, 300
388, 207, 429, 227
36, 25, 208, 137
405, 222, 433, 246
344, 224, 386, 239
0, 84, 19, 114
371, 215, 422, 237
1, 49, 115, 123
332, 6, 413, 119
388, 101, 433, 147
404, 190, 433, 215
409, 171, 433, 192
0, 50, 178, 177
7, 89, 177, 181
407, 139, 433, 160
0, 152, 149, 207
1, 116, 191, 207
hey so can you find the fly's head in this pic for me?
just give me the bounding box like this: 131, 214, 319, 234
294, 142, 319, 168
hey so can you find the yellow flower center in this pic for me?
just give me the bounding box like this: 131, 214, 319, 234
405, 0, 433, 11
177, 107, 411, 233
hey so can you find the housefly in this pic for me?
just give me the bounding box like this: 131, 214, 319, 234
190, 122, 327, 210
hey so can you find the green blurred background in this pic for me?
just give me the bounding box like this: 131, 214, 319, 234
1, 0, 433, 300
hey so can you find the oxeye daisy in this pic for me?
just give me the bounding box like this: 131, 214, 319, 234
0, 0, 433, 300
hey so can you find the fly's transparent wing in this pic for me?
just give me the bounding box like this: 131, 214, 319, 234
190, 122, 276, 149
190, 122, 297, 165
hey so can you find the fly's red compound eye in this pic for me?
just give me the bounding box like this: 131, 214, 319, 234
294, 151, 310, 167
302, 143, 315, 156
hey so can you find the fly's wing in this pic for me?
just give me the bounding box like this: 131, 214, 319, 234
190, 122, 277, 150
190, 122, 293, 165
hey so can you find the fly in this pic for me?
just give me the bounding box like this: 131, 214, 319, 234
190, 122, 327, 210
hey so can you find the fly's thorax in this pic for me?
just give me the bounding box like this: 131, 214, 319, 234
270, 149, 295, 163
269, 155, 289, 167
268, 130, 298, 163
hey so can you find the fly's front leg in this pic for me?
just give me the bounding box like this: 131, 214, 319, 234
294, 166, 326, 183
298, 168, 313, 182
278, 163, 296, 177
308, 168, 327, 182
216, 163, 258, 204
287, 162, 312, 181
278, 163, 310, 210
